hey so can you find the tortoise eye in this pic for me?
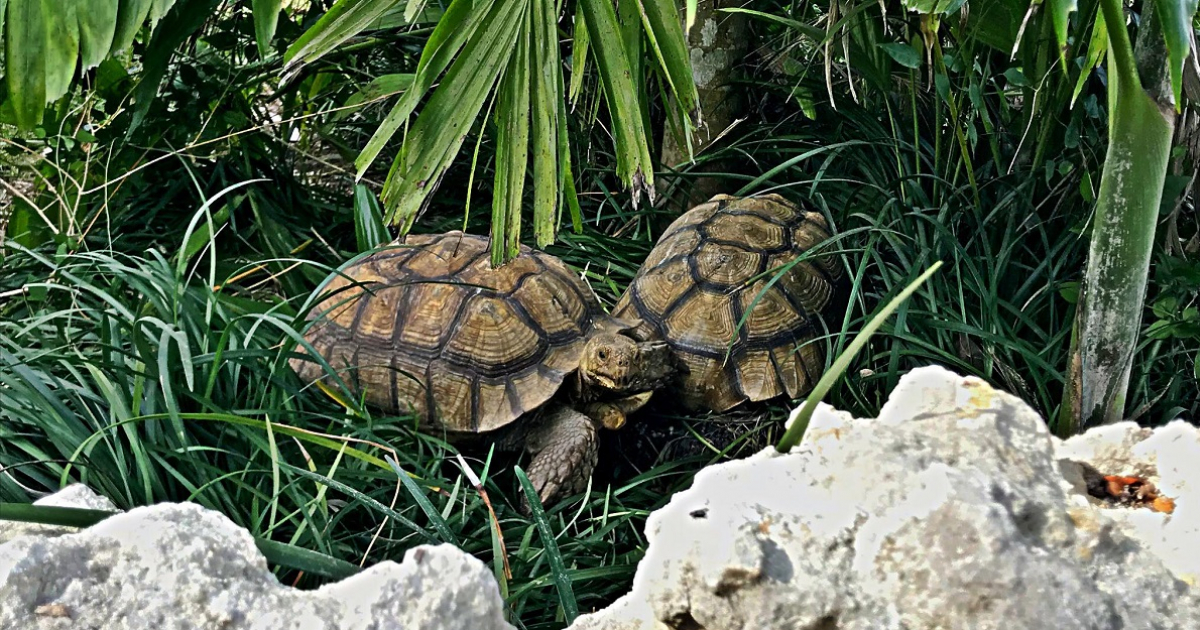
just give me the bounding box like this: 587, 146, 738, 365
597, 349, 609, 361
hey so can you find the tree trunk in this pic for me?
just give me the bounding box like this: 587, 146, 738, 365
657, 0, 749, 212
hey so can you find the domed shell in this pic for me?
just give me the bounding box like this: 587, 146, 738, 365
291, 232, 609, 432
614, 194, 842, 412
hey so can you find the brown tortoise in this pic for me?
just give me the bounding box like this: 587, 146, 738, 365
614, 193, 843, 412
290, 232, 673, 510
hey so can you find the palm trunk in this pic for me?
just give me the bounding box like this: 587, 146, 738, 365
658, 0, 749, 211
1056, 0, 1177, 436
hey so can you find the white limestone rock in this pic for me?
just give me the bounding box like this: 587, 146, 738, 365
0, 495, 514, 630
569, 366, 1200, 630
0, 483, 120, 544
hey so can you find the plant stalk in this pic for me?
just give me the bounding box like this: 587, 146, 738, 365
1058, 0, 1176, 435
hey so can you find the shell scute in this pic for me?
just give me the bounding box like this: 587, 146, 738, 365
293, 232, 603, 432
619, 195, 840, 412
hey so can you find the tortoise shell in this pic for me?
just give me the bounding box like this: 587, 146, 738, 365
613, 194, 842, 412
291, 232, 613, 433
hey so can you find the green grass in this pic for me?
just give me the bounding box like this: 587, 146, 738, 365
2, 2, 1197, 628
0, 234, 698, 628
5, 87, 1197, 627
4, 130, 1196, 629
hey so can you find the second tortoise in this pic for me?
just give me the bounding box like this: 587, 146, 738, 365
615, 193, 844, 412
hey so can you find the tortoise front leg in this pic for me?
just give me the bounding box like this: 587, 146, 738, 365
582, 390, 654, 429
521, 405, 600, 514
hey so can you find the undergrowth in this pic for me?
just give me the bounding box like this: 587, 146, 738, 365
1, 2, 1197, 629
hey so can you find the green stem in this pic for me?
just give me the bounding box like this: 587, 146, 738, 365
1060, 0, 1175, 433
1097, 0, 1141, 92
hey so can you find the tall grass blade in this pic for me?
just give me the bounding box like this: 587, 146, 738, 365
777, 261, 945, 452
515, 466, 579, 623
386, 456, 456, 544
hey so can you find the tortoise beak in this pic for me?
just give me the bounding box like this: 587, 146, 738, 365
592, 375, 621, 390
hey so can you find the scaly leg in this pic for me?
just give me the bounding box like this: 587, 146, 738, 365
521, 405, 600, 514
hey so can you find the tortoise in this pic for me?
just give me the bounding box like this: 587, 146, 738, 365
614, 193, 843, 413
290, 232, 674, 511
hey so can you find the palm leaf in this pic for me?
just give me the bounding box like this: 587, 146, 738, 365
492, 3, 533, 266
379, 0, 529, 231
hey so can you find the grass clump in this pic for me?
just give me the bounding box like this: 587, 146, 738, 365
0, 233, 692, 628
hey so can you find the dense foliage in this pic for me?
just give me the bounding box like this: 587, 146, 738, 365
2, 1, 1197, 628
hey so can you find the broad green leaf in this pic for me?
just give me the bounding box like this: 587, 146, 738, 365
110, 0, 153, 54
558, 16, 582, 235
1003, 66, 1030, 87
1160, 174, 1194, 214
370, 2, 444, 29
148, 0, 176, 26
252, 0, 283, 57
492, 5, 532, 266
405, 0, 427, 22
5, 0, 47, 130
77, 0, 118, 70
355, 0, 492, 178
968, 0, 1029, 53
378, 0, 528, 230
44, 0, 81, 103
0, 0, 7, 77
618, 0, 650, 153
283, 0, 395, 72
879, 41, 922, 68
335, 73, 414, 120
618, 0, 642, 82
569, 6, 589, 103
1155, 0, 1199, 109
530, 0, 560, 248
6, 201, 52, 247
1049, 0, 1078, 70
901, 0, 963, 14
1071, 7, 1107, 107
128, 0, 220, 132
579, 0, 654, 200
353, 184, 388, 252
637, 0, 700, 117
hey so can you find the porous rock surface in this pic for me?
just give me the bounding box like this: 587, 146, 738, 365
570, 366, 1200, 630
0, 489, 514, 630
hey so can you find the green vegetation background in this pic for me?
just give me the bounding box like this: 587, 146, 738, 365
1, 2, 1197, 628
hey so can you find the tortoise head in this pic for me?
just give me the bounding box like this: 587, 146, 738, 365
578, 333, 641, 393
